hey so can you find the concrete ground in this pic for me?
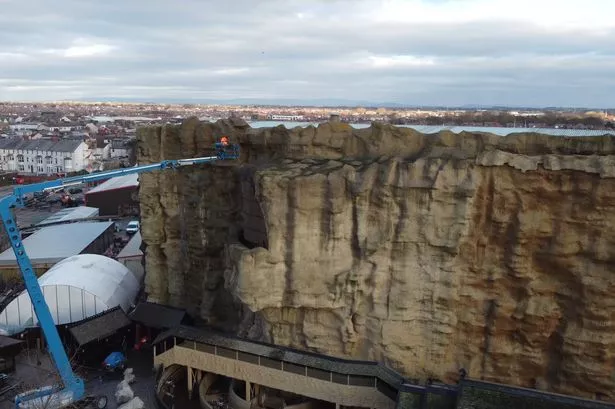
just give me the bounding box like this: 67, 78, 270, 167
0, 349, 157, 409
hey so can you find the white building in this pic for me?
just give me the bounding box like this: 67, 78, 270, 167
47, 125, 75, 133
0, 254, 140, 335
0, 138, 91, 174
9, 123, 48, 132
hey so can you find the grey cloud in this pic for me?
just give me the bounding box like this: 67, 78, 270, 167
0, 0, 614, 106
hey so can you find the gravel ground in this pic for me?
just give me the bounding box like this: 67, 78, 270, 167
0, 349, 157, 409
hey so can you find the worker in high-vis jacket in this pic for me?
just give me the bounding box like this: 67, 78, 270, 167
215, 136, 232, 159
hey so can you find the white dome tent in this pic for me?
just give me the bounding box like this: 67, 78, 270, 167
0, 254, 139, 335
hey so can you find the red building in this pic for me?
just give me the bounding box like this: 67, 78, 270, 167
85, 173, 139, 217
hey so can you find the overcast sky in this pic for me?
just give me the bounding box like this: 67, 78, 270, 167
1, 0, 614, 107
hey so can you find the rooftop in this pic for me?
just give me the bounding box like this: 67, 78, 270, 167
37, 206, 99, 226
117, 231, 142, 259
69, 306, 132, 346
129, 301, 186, 329
0, 138, 84, 153
0, 221, 114, 266
86, 173, 139, 194
0, 334, 24, 350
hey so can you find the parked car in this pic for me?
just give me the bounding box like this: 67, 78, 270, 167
125, 221, 140, 234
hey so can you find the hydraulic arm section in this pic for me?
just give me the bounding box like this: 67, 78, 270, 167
1, 143, 239, 408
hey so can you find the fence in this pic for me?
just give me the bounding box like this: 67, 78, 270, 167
455, 380, 615, 409
395, 380, 615, 409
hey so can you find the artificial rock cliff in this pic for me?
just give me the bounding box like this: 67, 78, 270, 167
137, 118, 615, 401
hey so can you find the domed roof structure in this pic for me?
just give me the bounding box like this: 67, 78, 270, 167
0, 254, 140, 334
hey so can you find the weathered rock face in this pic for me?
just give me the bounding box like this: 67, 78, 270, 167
137, 118, 615, 401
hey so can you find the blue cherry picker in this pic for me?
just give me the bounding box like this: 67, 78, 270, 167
2, 138, 239, 409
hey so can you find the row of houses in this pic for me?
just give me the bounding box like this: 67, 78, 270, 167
0, 139, 88, 174
8, 123, 84, 133
0, 137, 132, 175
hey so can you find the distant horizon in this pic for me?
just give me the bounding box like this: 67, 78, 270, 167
1, 98, 612, 111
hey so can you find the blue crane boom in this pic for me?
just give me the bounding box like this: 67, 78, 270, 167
1, 143, 239, 408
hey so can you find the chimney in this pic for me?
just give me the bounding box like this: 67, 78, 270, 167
329, 113, 340, 123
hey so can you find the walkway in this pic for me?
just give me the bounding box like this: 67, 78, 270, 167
153, 326, 399, 409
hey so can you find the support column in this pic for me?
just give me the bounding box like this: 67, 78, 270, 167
254, 384, 260, 402
187, 366, 193, 397
245, 380, 251, 401
335, 403, 340, 409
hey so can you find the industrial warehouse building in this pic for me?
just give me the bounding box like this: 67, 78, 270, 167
85, 172, 139, 216
36, 206, 99, 227
0, 254, 140, 335
0, 221, 115, 281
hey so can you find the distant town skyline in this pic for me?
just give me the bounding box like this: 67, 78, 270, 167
2, 0, 614, 108
4, 98, 614, 111
2, 98, 613, 111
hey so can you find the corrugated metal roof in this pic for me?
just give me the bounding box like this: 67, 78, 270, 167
117, 231, 142, 259
0, 221, 114, 266
0, 138, 84, 153
128, 301, 185, 329
69, 306, 132, 346
37, 206, 99, 226
0, 335, 23, 349
86, 173, 139, 194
